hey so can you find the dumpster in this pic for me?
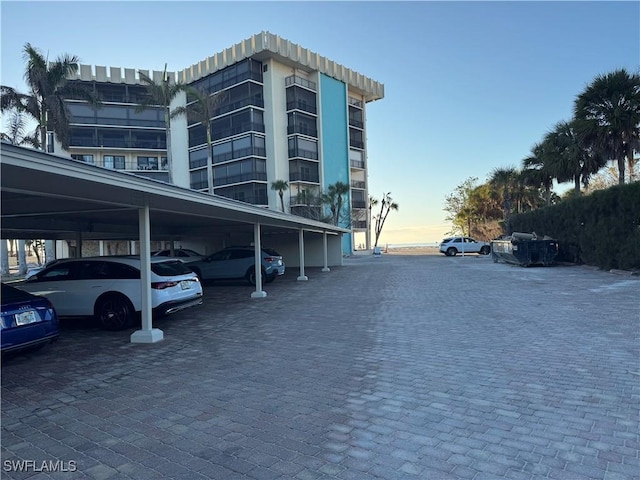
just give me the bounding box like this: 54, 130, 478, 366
491, 232, 559, 267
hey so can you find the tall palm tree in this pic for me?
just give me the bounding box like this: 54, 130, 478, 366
489, 166, 518, 223
574, 69, 640, 184
373, 192, 399, 248
1, 43, 98, 151
522, 142, 554, 206
171, 86, 227, 193
271, 180, 289, 212
0, 109, 40, 148
544, 120, 606, 194
136, 65, 190, 185
323, 181, 350, 226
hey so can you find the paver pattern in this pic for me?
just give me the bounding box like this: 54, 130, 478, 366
1, 253, 639, 479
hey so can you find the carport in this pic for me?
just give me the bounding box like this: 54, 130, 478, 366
0, 142, 348, 343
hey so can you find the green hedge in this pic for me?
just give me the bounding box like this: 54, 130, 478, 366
509, 182, 640, 271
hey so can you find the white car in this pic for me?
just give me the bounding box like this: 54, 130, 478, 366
17, 256, 203, 330
151, 248, 206, 263
439, 237, 491, 257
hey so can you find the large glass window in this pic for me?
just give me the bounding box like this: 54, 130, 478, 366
212, 134, 266, 163
211, 108, 264, 141
286, 86, 317, 114
190, 169, 208, 190
71, 154, 94, 164
103, 155, 125, 170
287, 112, 317, 137
137, 156, 159, 170
288, 137, 318, 160
189, 148, 209, 169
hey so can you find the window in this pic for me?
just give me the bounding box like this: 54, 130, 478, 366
189, 148, 209, 168
71, 154, 94, 164
104, 155, 125, 170
137, 156, 159, 170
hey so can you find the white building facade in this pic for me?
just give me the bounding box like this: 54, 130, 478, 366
56, 32, 384, 254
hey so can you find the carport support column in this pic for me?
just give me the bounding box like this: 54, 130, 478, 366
297, 229, 308, 281
251, 223, 267, 299
322, 231, 330, 272
131, 205, 164, 344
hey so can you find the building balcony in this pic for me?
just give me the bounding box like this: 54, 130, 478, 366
348, 96, 363, 108
290, 172, 320, 183
352, 201, 367, 209
350, 140, 365, 149
285, 75, 317, 91
287, 125, 318, 137
213, 172, 267, 187
348, 118, 364, 129
289, 148, 319, 161
350, 159, 365, 169
352, 220, 367, 229
286, 100, 317, 115
351, 180, 366, 189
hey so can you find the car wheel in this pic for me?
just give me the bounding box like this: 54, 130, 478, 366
246, 268, 266, 286
480, 246, 491, 255
96, 294, 134, 331
446, 247, 457, 257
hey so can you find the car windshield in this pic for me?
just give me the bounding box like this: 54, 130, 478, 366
151, 260, 193, 276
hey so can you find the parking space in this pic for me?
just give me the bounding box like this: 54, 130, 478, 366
1, 254, 639, 479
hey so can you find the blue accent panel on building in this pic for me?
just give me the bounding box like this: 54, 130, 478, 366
320, 74, 352, 253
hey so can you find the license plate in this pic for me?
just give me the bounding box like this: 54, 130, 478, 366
15, 310, 37, 326
180, 280, 191, 290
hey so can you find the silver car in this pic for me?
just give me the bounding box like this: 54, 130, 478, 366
185, 246, 285, 285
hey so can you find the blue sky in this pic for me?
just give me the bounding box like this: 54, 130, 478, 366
1, 1, 639, 244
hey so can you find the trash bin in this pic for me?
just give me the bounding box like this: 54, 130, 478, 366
491, 232, 558, 267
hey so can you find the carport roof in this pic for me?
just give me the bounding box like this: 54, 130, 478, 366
0, 142, 350, 241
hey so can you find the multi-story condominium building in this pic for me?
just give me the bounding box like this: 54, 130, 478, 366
56, 32, 384, 253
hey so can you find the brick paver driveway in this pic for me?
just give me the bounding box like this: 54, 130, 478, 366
2, 253, 638, 479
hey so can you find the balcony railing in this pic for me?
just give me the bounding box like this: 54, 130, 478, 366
212, 122, 265, 141
287, 125, 318, 137
289, 172, 320, 183
351, 180, 366, 189
348, 118, 364, 129
70, 138, 167, 149
286, 100, 317, 115
348, 96, 363, 108
350, 139, 365, 149
285, 75, 317, 91
352, 201, 367, 209
352, 221, 367, 229
213, 172, 267, 187
350, 160, 365, 169
213, 147, 266, 164
289, 148, 319, 161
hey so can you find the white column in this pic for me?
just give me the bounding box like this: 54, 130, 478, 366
322, 232, 330, 272
1, 240, 9, 275
99, 240, 105, 256
45, 240, 55, 263
251, 223, 267, 298
131, 205, 163, 343
17, 240, 27, 275
297, 229, 308, 281
129, 240, 136, 255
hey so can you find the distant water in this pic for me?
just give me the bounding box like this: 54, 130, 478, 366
385, 242, 439, 249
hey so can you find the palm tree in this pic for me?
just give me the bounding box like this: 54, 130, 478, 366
136, 64, 190, 185
522, 142, 554, 207
323, 181, 350, 225
489, 166, 518, 223
270, 180, 289, 212
373, 192, 399, 248
544, 120, 606, 194
0, 109, 40, 148
574, 69, 640, 184
171, 86, 227, 194
1, 43, 98, 151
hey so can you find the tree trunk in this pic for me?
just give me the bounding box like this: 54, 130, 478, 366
574, 174, 581, 194
165, 108, 174, 184
618, 156, 626, 184
1, 240, 9, 275
17, 240, 27, 275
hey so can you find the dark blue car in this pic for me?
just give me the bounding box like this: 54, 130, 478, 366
1, 283, 59, 354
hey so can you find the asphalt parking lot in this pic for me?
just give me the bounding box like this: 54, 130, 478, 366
1, 253, 639, 479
